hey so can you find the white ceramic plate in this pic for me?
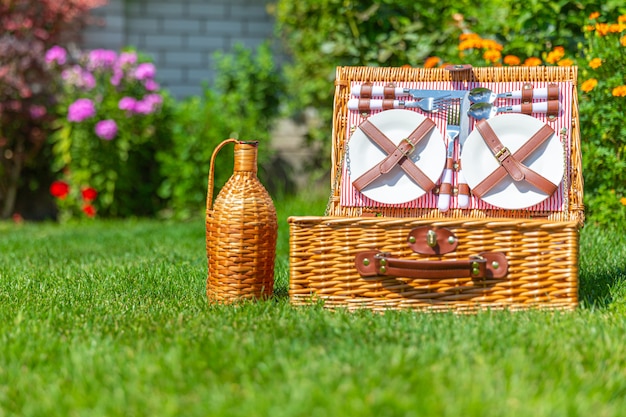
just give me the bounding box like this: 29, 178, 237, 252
347, 109, 445, 204
461, 114, 564, 209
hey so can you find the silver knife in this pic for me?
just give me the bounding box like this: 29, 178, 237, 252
351, 85, 467, 100
457, 91, 471, 208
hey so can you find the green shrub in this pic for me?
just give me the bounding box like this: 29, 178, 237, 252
577, 13, 626, 225
156, 42, 285, 220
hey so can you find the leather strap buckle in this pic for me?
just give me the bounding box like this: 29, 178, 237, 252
397, 138, 416, 157
494, 146, 511, 163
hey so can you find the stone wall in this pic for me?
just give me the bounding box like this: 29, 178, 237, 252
82, 0, 279, 99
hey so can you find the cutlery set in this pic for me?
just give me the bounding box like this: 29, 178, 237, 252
347, 82, 563, 211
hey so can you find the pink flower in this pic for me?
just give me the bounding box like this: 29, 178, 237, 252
61, 66, 96, 90
94, 119, 118, 140
144, 79, 160, 91
134, 63, 156, 80
110, 68, 124, 86
67, 98, 96, 122
133, 99, 153, 115
87, 49, 117, 70
29, 105, 47, 119
118, 52, 137, 67
118, 96, 137, 112
134, 94, 163, 114
45, 46, 67, 65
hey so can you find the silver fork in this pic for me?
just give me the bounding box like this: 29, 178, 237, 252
401, 96, 450, 112
347, 96, 451, 113
437, 103, 460, 211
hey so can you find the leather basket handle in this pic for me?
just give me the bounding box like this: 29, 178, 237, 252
355, 250, 508, 279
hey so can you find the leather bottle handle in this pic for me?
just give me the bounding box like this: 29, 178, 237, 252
355, 250, 508, 279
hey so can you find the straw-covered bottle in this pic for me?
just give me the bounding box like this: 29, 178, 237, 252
206, 139, 277, 302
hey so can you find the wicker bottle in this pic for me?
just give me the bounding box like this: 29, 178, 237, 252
206, 139, 277, 303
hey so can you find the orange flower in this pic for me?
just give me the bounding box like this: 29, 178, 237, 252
424, 56, 440, 68
557, 58, 574, 67
585, 25, 595, 32
546, 46, 565, 64
523, 57, 542, 66
621, 197, 626, 206
612, 85, 626, 97
459, 38, 482, 51
459, 32, 480, 41
619, 15, 626, 23
483, 49, 501, 63
595, 23, 609, 36
621, 35, 626, 47
503, 55, 521, 66
480, 39, 503, 51
589, 12, 600, 20
581, 78, 598, 93
589, 58, 602, 69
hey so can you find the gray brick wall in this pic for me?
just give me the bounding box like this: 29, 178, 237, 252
81, 0, 280, 99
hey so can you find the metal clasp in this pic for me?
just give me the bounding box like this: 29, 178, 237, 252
494, 147, 511, 163
397, 138, 415, 157
426, 230, 437, 247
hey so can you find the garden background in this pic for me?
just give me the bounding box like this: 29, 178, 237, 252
1, 0, 625, 224
1, 1, 626, 416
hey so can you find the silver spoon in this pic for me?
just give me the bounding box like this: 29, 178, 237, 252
468, 101, 560, 120
468, 86, 558, 104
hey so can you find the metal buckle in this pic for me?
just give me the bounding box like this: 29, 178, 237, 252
494, 147, 510, 162
397, 138, 415, 157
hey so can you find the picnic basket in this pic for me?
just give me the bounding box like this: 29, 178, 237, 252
288, 65, 583, 312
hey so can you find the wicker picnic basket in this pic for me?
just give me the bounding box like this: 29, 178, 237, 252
206, 139, 277, 303
288, 65, 583, 312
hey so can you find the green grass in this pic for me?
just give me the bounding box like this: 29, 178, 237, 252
1, 193, 625, 417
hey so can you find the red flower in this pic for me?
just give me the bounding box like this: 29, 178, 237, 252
50, 181, 70, 199
82, 204, 96, 218
81, 187, 98, 201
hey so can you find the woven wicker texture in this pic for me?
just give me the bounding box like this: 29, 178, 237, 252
289, 216, 579, 312
326, 66, 584, 225
289, 65, 582, 312
206, 139, 277, 302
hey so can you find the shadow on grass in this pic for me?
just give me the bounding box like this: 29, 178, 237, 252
579, 264, 626, 309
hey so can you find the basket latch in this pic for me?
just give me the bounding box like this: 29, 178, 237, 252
407, 227, 458, 255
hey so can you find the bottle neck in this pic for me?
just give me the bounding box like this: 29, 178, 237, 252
233, 141, 258, 173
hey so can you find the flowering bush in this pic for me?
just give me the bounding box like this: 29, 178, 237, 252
419, 11, 626, 225
577, 13, 626, 225
0, 0, 105, 219
48, 46, 173, 220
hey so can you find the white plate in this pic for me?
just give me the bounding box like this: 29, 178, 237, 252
461, 114, 564, 209
347, 109, 445, 204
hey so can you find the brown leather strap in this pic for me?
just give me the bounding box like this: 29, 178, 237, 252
471, 121, 557, 198
352, 118, 437, 192
547, 83, 559, 100
383, 85, 396, 98
458, 182, 470, 195
360, 82, 373, 98
521, 83, 533, 103
547, 100, 560, 116
355, 250, 508, 279
357, 98, 371, 112
520, 102, 533, 114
